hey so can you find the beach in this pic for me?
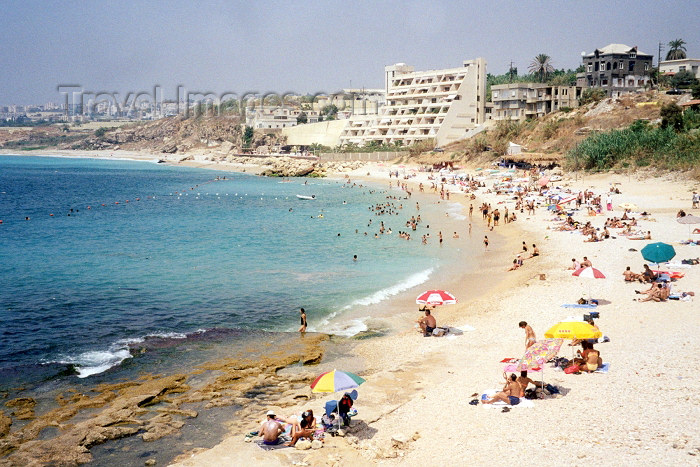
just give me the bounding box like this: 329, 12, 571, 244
168, 162, 700, 466
2, 151, 699, 466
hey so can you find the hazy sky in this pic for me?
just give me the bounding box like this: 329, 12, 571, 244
1, 0, 699, 105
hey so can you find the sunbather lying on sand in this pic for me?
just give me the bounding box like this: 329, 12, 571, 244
623, 266, 642, 282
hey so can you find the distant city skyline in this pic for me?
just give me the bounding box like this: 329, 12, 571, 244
1, 0, 699, 105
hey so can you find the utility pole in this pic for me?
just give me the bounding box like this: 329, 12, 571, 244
509, 61, 515, 83
656, 42, 664, 86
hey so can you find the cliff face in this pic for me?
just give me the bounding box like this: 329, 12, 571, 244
69, 115, 283, 154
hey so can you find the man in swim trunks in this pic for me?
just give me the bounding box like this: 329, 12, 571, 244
519, 321, 536, 349
417, 309, 437, 336
483, 373, 522, 405
259, 410, 284, 445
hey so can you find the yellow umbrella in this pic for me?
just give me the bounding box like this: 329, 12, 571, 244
544, 321, 602, 340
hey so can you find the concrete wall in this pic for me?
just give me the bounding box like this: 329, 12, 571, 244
281, 120, 347, 146
319, 151, 406, 161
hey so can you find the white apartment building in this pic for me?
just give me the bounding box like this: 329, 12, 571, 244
660, 58, 700, 80
339, 58, 487, 147
246, 107, 320, 129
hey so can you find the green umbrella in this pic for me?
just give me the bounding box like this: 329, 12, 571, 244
641, 242, 676, 265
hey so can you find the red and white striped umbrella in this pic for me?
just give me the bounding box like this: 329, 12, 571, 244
572, 267, 605, 300
415, 289, 457, 306
572, 267, 606, 279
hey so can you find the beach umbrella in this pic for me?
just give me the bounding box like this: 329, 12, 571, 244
415, 289, 457, 306
618, 202, 638, 211
538, 177, 550, 187
572, 267, 606, 279
310, 369, 365, 394
677, 215, 700, 239
641, 242, 676, 266
572, 267, 606, 300
311, 370, 365, 423
544, 321, 602, 340
505, 338, 564, 390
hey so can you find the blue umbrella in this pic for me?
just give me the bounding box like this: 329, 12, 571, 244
641, 242, 676, 265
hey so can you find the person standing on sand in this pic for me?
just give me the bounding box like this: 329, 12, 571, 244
519, 321, 536, 349
483, 235, 489, 250
298, 308, 307, 333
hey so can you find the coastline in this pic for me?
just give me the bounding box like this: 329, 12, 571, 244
3, 150, 699, 466
172, 161, 699, 466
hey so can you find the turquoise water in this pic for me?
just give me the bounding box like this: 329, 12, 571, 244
0, 155, 456, 388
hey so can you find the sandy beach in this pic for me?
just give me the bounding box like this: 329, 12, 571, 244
163, 161, 700, 466
3, 150, 699, 466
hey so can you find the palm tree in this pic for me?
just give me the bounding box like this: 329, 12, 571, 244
528, 54, 555, 82
666, 39, 687, 60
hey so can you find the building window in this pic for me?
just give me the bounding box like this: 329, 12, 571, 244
619, 61, 624, 70
679, 66, 686, 72
629, 61, 635, 70
511, 90, 516, 97
613, 61, 618, 70
492, 91, 498, 98
630, 52, 636, 58
587, 64, 592, 72
644, 63, 649, 71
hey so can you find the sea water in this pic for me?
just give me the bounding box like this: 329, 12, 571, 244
0, 155, 461, 391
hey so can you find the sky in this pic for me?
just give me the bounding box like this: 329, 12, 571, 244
1, 0, 699, 105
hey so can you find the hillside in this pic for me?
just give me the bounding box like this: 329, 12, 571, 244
427, 91, 691, 166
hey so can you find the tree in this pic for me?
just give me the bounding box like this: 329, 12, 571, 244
94, 127, 108, 138
296, 112, 308, 124
692, 82, 700, 99
660, 102, 683, 131
242, 126, 254, 148
321, 104, 338, 120
528, 54, 555, 82
670, 70, 699, 89
666, 39, 687, 60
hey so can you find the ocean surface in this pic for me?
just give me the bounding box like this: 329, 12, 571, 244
0, 155, 461, 391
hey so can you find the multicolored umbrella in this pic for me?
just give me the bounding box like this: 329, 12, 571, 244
641, 242, 676, 265
415, 289, 457, 306
504, 338, 564, 388
310, 369, 365, 394
544, 321, 602, 340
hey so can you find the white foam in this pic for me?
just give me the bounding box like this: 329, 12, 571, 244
55, 348, 133, 378
445, 202, 466, 220
344, 267, 434, 309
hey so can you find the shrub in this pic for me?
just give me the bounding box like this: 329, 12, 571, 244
579, 88, 606, 106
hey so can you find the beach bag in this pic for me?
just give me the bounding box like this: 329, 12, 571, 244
564, 365, 580, 374
432, 327, 447, 337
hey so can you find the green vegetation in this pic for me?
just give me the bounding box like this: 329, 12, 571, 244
321, 104, 338, 120
0, 117, 53, 127
566, 111, 700, 171
242, 126, 254, 148
578, 88, 607, 106
3, 133, 84, 149
296, 112, 308, 124
528, 54, 555, 82
94, 127, 109, 138
666, 39, 687, 60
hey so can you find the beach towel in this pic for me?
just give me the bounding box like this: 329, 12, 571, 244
480, 389, 535, 409
255, 437, 291, 450
560, 304, 598, 309
594, 363, 610, 374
